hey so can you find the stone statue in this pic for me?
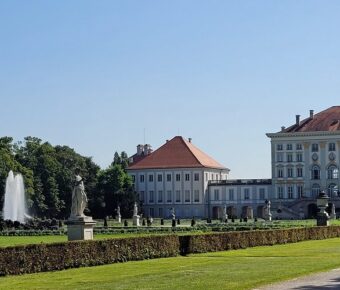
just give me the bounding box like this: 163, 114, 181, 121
265, 200, 272, 221
70, 168, 88, 218
133, 202, 138, 216
116, 205, 121, 223
223, 205, 228, 222
171, 207, 176, 220
133, 202, 140, 226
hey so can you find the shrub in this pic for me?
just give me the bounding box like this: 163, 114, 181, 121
0, 235, 180, 276
183, 226, 340, 254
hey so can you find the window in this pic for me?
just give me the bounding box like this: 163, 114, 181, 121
277, 153, 283, 162
166, 174, 171, 182
222, 189, 227, 201
205, 173, 208, 180
194, 173, 199, 181
311, 166, 320, 180
277, 144, 283, 151
328, 184, 338, 197
157, 174, 162, 182
244, 188, 250, 200
166, 190, 172, 202
278, 187, 284, 199
296, 153, 303, 162
288, 186, 293, 199
158, 190, 163, 203
175, 190, 181, 202
296, 144, 302, 150
297, 167, 303, 177
149, 208, 154, 217
287, 154, 293, 163
229, 189, 234, 201
149, 191, 154, 203
194, 190, 199, 202
277, 168, 283, 178
297, 186, 303, 198
329, 143, 336, 152
140, 191, 145, 201
176, 174, 181, 182
185, 190, 190, 202
328, 165, 338, 179
312, 184, 320, 197
185, 174, 190, 181
287, 168, 293, 178
158, 208, 163, 217
259, 188, 265, 200
148, 175, 154, 182
287, 144, 293, 150
140, 175, 145, 183
131, 175, 135, 182
214, 189, 220, 200
312, 143, 319, 152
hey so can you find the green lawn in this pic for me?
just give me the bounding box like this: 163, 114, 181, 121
1, 238, 340, 289
0, 233, 170, 248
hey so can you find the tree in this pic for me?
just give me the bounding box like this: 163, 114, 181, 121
96, 163, 138, 218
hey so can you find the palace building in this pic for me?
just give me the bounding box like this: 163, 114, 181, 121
128, 106, 340, 219
266, 106, 340, 218
127, 136, 229, 218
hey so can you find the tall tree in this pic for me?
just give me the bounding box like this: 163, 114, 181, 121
96, 163, 138, 218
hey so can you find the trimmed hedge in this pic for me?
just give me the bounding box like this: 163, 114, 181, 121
1, 226, 340, 276
0, 235, 179, 276
182, 226, 340, 254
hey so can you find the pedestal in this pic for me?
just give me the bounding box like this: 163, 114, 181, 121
66, 216, 96, 241
133, 215, 140, 226
317, 214, 330, 226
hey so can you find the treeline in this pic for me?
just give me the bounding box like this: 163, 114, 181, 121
0, 137, 138, 219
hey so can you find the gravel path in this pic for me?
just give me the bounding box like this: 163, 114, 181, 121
253, 268, 340, 290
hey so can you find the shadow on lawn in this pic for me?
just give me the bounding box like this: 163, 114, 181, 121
293, 276, 340, 290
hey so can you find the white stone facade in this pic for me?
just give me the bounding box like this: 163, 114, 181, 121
208, 179, 271, 219
129, 168, 228, 218
266, 131, 340, 217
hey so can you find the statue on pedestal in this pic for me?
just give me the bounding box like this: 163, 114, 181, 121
116, 205, 121, 223
265, 200, 272, 221
223, 204, 228, 222
66, 168, 95, 241
70, 168, 88, 218
133, 202, 140, 226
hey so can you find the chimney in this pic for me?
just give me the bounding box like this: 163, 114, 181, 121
144, 144, 151, 155
137, 144, 143, 156
310, 110, 314, 119
296, 115, 300, 125
281, 126, 286, 132
166, 140, 169, 143
188, 137, 192, 143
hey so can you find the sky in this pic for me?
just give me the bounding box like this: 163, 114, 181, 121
1, 1, 340, 179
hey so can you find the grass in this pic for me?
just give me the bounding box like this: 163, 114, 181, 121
1, 237, 340, 289
0, 233, 173, 248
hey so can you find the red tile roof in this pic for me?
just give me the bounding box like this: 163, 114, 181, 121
128, 136, 227, 170
283, 106, 340, 133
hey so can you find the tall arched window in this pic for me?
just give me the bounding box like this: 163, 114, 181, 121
328, 184, 338, 197
312, 184, 320, 197
311, 165, 320, 180
327, 165, 338, 179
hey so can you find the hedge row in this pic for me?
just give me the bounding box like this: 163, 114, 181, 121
1, 226, 340, 276
181, 226, 340, 254
0, 235, 179, 276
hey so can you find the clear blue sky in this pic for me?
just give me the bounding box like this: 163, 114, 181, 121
1, 1, 340, 178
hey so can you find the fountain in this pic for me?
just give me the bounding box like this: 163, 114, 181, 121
2, 170, 28, 223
